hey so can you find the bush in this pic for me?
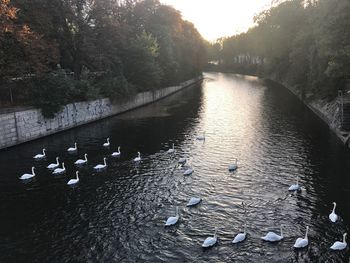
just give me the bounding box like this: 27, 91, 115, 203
31, 70, 75, 118
95, 74, 136, 103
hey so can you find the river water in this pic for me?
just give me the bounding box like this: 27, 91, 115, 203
0, 72, 349, 262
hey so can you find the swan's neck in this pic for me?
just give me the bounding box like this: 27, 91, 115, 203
304, 227, 309, 239
332, 203, 337, 213
118, 147, 120, 153
76, 172, 79, 180
62, 163, 65, 169
32, 167, 35, 175
138, 152, 140, 157
343, 233, 347, 243
107, 138, 109, 143
104, 158, 106, 165
172, 144, 174, 149
296, 176, 299, 185
176, 207, 179, 217
56, 158, 59, 164
85, 154, 88, 161
280, 226, 283, 237
43, 149, 46, 155
214, 229, 218, 238
74, 143, 77, 148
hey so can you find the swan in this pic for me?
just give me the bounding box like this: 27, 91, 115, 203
111, 146, 121, 157
178, 158, 186, 165
103, 138, 110, 147
330, 233, 347, 251
165, 206, 179, 226
202, 228, 218, 248
67, 142, 77, 152
67, 171, 79, 185
232, 224, 247, 244
53, 162, 66, 174
288, 176, 300, 191
94, 157, 107, 170
75, 154, 88, 165
183, 167, 193, 175
47, 157, 59, 169
228, 158, 238, 171
20, 167, 36, 180
329, 202, 338, 223
187, 197, 202, 207
196, 132, 205, 141
293, 226, 309, 248
134, 152, 141, 162
34, 148, 46, 159
167, 143, 175, 154
261, 226, 283, 242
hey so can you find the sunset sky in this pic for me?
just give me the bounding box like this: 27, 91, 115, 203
160, 0, 273, 41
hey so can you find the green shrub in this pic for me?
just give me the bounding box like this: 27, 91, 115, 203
95, 74, 136, 103
31, 70, 75, 118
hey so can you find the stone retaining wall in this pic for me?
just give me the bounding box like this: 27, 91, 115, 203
0, 77, 202, 149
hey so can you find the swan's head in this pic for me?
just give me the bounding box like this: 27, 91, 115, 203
76, 171, 79, 175
85, 153, 88, 157
118, 146, 120, 151
32, 166, 35, 170
344, 233, 347, 239
62, 162, 65, 167
333, 202, 336, 206
107, 138, 110, 142
56, 157, 59, 160
138, 151, 140, 156
103, 157, 106, 161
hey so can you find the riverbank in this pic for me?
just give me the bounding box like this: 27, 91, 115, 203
264, 78, 350, 146
0, 76, 203, 150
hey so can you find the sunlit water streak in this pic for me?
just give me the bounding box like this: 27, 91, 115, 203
0, 72, 349, 262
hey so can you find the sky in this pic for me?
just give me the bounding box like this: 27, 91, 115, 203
159, 0, 274, 41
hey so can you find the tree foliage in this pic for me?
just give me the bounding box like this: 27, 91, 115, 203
212, 0, 350, 101
1, 0, 207, 116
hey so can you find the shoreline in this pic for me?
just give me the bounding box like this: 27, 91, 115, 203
0, 76, 203, 150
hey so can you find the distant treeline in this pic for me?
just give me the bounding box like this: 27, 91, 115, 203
209, 0, 350, 101
0, 0, 207, 117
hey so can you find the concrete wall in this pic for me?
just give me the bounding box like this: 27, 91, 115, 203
0, 77, 202, 149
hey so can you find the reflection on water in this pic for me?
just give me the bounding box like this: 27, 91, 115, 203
0, 72, 349, 262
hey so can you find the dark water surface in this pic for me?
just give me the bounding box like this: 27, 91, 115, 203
0, 72, 349, 262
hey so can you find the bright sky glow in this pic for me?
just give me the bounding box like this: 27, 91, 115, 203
160, 0, 273, 41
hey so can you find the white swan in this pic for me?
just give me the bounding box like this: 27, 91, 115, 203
47, 157, 59, 169
329, 202, 338, 223
330, 233, 347, 251
75, 154, 88, 165
20, 167, 36, 180
167, 143, 175, 154
103, 138, 110, 147
67, 142, 77, 152
34, 148, 46, 159
53, 162, 66, 174
288, 176, 300, 191
261, 226, 283, 242
293, 226, 309, 248
178, 158, 186, 165
134, 152, 141, 162
187, 197, 201, 207
67, 171, 80, 185
202, 228, 218, 248
228, 158, 238, 171
183, 167, 193, 175
196, 132, 205, 141
94, 157, 107, 170
165, 206, 179, 226
111, 146, 121, 157
232, 224, 247, 244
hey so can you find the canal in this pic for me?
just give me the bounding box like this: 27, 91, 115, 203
0, 72, 349, 262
